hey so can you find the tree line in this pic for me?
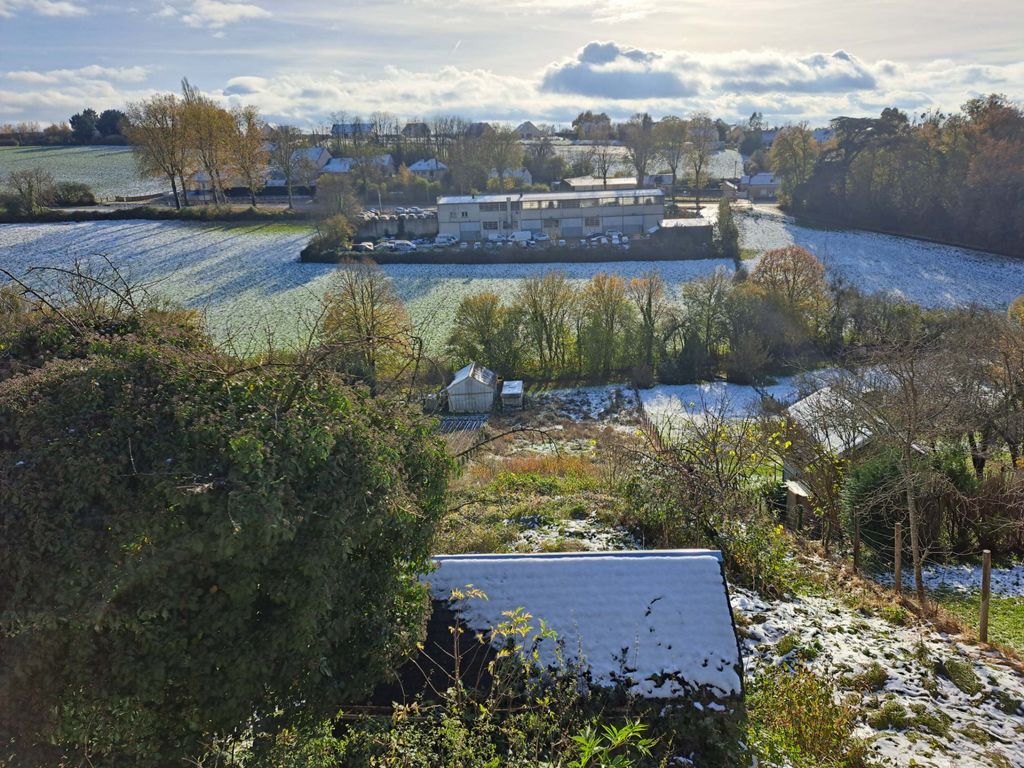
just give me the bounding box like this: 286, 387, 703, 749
784, 94, 1024, 255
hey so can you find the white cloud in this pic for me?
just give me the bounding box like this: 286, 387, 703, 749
5, 65, 150, 85
2, 40, 1022, 127
0, 0, 86, 17
159, 0, 270, 28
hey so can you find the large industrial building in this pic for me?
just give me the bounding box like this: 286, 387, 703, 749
436, 189, 665, 241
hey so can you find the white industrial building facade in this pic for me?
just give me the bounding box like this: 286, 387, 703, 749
437, 189, 665, 241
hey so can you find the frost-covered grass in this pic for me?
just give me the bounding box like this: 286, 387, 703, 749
637, 372, 835, 438
0, 145, 166, 198
734, 586, 1024, 767
736, 207, 1024, 309
0, 220, 733, 350
877, 562, 1024, 598
3, 207, 1023, 354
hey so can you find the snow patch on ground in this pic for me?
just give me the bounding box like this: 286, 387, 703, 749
876, 563, 1024, 598
532, 385, 639, 422
515, 516, 638, 552
733, 587, 1024, 767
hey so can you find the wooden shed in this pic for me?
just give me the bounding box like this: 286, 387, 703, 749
446, 362, 497, 413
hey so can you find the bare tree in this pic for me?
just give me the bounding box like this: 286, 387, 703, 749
266, 125, 309, 209
180, 79, 234, 204
5, 168, 54, 214
124, 94, 191, 208
686, 111, 716, 211
229, 106, 269, 206
628, 271, 668, 368
654, 116, 688, 190
622, 113, 656, 187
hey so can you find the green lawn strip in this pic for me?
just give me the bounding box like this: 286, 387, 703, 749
933, 590, 1024, 653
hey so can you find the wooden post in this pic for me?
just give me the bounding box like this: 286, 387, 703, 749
980, 549, 991, 643
894, 522, 903, 595
852, 511, 861, 573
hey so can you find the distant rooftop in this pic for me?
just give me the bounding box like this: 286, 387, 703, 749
438, 188, 664, 206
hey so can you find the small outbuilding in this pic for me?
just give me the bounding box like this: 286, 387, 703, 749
501, 380, 524, 410
422, 550, 743, 702
446, 362, 497, 413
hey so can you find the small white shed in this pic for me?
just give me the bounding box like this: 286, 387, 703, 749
501, 380, 524, 410
446, 362, 497, 413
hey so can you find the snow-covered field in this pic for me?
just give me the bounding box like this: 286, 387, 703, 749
735, 207, 1024, 308
734, 587, 1024, 767
876, 563, 1024, 598
637, 372, 833, 439
0, 220, 732, 349
3, 207, 1022, 350
0, 145, 167, 199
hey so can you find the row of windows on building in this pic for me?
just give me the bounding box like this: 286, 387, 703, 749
481, 217, 603, 230
474, 196, 659, 213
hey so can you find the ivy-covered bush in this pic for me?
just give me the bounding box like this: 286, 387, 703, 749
0, 287, 451, 766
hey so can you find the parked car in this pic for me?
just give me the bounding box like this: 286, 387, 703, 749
435, 234, 457, 246
533, 232, 551, 243
392, 240, 417, 252
557, 239, 567, 247
353, 242, 375, 252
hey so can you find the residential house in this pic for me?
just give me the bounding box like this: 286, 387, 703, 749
513, 121, 546, 139
739, 172, 780, 200
402, 122, 431, 139
465, 122, 493, 139
331, 122, 375, 139
322, 153, 395, 177
408, 158, 448, 181
488, 167, 533, 187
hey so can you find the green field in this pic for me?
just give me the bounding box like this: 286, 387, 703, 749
0, 145, 167, 199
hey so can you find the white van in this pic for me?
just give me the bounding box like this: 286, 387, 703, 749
510, 230, 533, 243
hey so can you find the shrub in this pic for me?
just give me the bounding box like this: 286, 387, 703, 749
0, 291, 451, 766
748, 666, 869, 768
52, 181, 96, 206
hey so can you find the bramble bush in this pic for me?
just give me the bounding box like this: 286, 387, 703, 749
0, 277, 451, 766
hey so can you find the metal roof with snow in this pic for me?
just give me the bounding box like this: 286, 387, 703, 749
408, 158, 448, 172
447, 362, 496, 391
437, 188, 664, 206
425, 550, 742, 700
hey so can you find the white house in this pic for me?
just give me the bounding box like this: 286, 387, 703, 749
488, 167, 533, 187
264, 146, 332, 188
739, 172, 780, 200
425, 550, 742, 701
446, 362, 497, 413
408, 158, 448, 181
323, 153, 395, 177
514, 121, 546, 140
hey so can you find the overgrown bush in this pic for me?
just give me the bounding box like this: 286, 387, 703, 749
0, 280, 451, 766
747, 666, 869, 768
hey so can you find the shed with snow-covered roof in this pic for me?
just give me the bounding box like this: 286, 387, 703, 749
446, 362, 497, 413
423, 550, 743, 702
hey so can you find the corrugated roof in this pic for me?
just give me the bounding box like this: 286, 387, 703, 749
448, 362, 496, 390
438, 188, 664, 206
787, 385, 872, 456
426, 550, 741, 700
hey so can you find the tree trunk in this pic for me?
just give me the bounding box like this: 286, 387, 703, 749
178, 173, 190, 207
169, 175, 181, 210
905, 480, 926, 604
286, 183, 294, 210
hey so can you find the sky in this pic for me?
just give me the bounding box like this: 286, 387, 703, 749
1, 0, 1022, 128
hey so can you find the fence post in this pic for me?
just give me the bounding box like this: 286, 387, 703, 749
894, 522, 902, 595
980, 549, 991, 643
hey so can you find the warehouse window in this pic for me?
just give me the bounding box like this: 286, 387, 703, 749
483, 221, 498, 230
584, 216, 600, 227
480, 202, 507, 212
